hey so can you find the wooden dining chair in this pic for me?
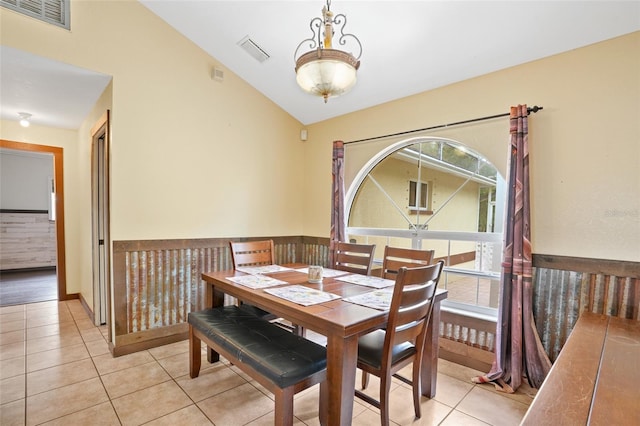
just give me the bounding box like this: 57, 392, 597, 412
229, 240, 301, 334
333, 241, 376, 275
229, 240, 278, 319
229, 240, 275, 269
381, 246, 435, 280
355, 261, 445, 426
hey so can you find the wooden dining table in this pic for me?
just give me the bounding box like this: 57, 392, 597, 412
201, 264, 447, 426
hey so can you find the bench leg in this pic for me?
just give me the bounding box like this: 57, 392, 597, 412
274, 387, 294, 426
189, 325, 201, 378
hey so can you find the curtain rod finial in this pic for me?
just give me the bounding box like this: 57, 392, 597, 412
528, 105, 543, 114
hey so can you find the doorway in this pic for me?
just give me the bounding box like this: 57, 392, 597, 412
91, 111, 111, 326
0, 139, 68, 301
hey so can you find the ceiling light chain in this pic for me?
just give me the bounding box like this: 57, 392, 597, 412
294, 0, 362, 103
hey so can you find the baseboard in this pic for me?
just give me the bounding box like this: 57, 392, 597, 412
78, 293, 95, 324
0, 266, 56, 273
111, 330, 189, 357
59, 292, 79, 301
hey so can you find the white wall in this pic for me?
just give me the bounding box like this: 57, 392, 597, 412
0, 150, 53, 210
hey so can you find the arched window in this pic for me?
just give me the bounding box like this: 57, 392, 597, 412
345, 137, 504, 315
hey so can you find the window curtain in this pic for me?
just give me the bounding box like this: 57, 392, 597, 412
472, 105, 551, 392
330, 140, 346, 266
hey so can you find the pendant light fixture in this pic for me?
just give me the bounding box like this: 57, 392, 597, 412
294, 0, 362, 103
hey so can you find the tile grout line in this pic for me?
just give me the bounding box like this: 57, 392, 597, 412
5, 300, 533, 425
19, 301, 115, 425
436, 382, 481, 425
79, 302, 126, 426
151, 344, 216, 424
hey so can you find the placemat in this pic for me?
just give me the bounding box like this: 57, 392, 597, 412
265, 285, 341, 306
334, 274, 395, 289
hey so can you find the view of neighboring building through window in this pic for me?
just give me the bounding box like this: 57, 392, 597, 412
346, 137, 504, 315
408, 180, 431, 213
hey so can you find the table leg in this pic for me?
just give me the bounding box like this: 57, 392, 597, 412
421, 301, 442, 398
325, 334, 358, 426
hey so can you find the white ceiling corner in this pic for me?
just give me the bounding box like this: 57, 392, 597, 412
1, 1, 638, 129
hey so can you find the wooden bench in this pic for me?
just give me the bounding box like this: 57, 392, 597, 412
521, 312, 640, 425
188, 306, 327, 425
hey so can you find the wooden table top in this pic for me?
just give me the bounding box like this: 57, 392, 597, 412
202, 264, 447, 338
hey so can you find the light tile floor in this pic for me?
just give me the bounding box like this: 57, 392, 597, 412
1, 300, 535, 425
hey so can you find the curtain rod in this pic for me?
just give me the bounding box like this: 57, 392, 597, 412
344, 105, 543, 145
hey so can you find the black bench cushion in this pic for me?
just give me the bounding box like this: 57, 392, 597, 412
188, 306, 326, 388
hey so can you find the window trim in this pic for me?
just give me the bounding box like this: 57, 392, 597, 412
345, 136, 504, 315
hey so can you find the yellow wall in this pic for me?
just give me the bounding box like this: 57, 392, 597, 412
304, 32, 640, 262
1, 1, 305, 297
1, 0, 304, 238
73, 82, 114, 302
1, 3, 638, 311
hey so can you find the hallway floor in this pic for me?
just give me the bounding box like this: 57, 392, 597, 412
0, 270, 57, 307
0, 300, 535, 425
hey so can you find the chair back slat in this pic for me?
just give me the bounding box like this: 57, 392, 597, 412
392, 284, 435, 344
383, 261, 444, 368
334, 242, 376, 275
230, 240, 275, 268
382, 246, 435, 279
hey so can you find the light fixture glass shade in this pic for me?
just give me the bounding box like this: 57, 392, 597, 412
295, 49, 359, 102
294, 1, 362, 103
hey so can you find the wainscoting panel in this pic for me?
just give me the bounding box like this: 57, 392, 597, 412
124, 246, 226, 333
111, 236, 324, 355
532, 255, 639, 361
300, 242, 331, 267
110, 240, 639, 366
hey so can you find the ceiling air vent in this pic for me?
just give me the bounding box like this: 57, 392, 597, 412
237, 36, 270, 63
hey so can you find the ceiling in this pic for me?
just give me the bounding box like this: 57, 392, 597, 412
1, 1, 639, 129
0, 45, 112, 129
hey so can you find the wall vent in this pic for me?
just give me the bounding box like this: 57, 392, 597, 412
237, 36, 270, 63
1, 0, 70, 29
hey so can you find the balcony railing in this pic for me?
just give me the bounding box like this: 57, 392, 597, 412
347, 227, 502, 318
